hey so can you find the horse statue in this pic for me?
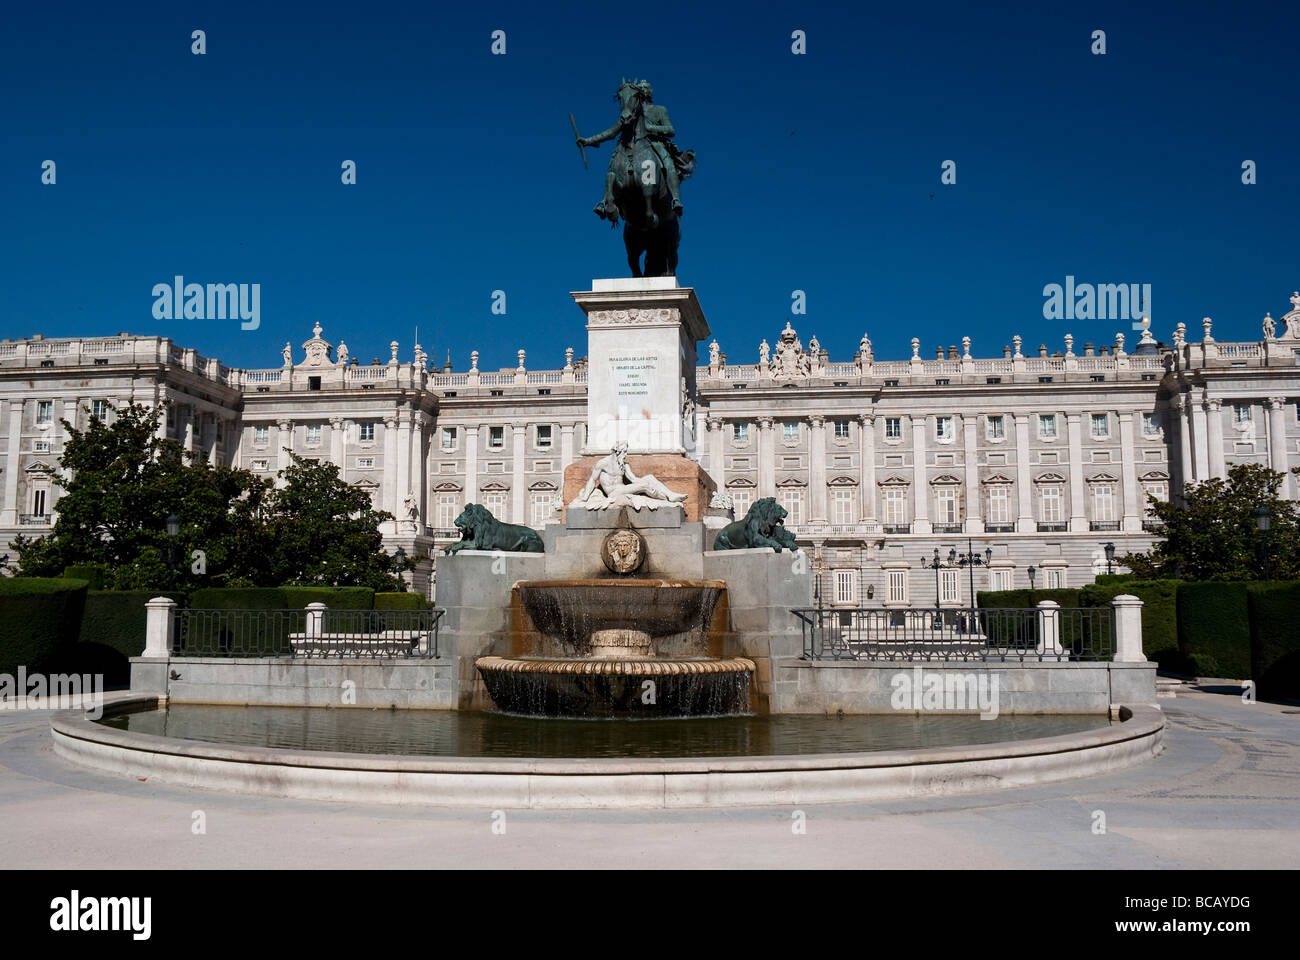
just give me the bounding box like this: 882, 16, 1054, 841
575, 79, 695, 277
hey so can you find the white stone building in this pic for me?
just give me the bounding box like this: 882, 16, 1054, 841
5, 293, 1300, 608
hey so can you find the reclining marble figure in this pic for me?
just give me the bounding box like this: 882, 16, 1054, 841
572, 442, 688, 511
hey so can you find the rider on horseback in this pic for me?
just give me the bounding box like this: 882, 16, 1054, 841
577, 80, 694, 221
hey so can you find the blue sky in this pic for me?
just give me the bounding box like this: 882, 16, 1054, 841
2, 0, 1297, 371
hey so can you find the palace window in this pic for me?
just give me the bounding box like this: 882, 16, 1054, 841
778, 489, 804, 526
733, 423, 749, 443
832, 488, 855, 525
989, 568, 1012, 591
935, 416, 954, 441
306, 425, 321, 445
883, 379, 900, 387
940, 569, 960, 604
1233, 404, 1251, 425
1142, 413, 1159, 436
986, 415, 1005, 440
359, 422, 375, 442
987, 485, 1010, 525
436, 494, 459, 529
834, 570, 856, 605
531, 493, 553, 527
1038, 414, 1057, 439
488, 426, 504, 448
1046, 568, 1064, 589
483, 490, 508, 516
31, 487, 48, 517
442, 427, 457, 450
36, 401, 52, 425
833, 419, 850, 440
883, 488, 907, 526
934, 485, 959, 524
536, 425, 553, 448
357, 457, 374, 469
783, 421, 799, 441
1091, 483, 1116, 522
254, 426, 268, 445
885, 417, 902, 439
91, 399, 110, 421
252, 458, 268, 471
731, 489, 752, 516
1142, 481, 1168, 515
887, 570, 908, 603
1039, 485, 1063, 523
1090, 413, 1109, 438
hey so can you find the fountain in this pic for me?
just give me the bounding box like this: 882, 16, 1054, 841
477, 576, 755, 717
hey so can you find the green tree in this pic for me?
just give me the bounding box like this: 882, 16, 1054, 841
1122, 462, 1300, 581
12, 404, 411, 591
14, 402, 272, 589
264, 451, 410, 590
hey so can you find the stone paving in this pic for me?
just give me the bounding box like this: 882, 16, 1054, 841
1, 687, 1296, 869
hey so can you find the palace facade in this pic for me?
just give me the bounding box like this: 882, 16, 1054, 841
5, 290, 1300, 607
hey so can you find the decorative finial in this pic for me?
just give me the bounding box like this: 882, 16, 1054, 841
470, 350, 479, 372
517, 349, 526, 372
1064, 333, 1074, 356
1202, 317, 1214, 342
312, 321, 323, 339
564, 347, 574, 371
910, 337, 920, 359
1012, 335, 1023, 358
962, 335, 971, 358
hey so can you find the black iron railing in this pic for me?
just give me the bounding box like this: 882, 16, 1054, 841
791, 606, 1115, 662
175, 608, 444, 658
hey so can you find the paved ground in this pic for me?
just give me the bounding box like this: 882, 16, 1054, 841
1, 687, 1297, 869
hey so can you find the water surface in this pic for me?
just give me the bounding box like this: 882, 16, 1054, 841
102, 705, 1111, 759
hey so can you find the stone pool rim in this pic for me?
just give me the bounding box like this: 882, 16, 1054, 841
49, 695, 1164, 808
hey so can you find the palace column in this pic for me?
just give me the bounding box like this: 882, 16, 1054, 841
858, 414, 875, 521
1191, 391, 1210, 481
1205, 398, 1226, 479
1173, 395, 1193, 500
396, 413, 413, 515
1, 400, 22, 525
1014, 414, 1034, 532
414, 413, 429, 524
382, 415, 398, 512
1268, 397, 1290, 499
560, 422, 575, 473
276, 419, 294, 486
182, 404, 196, 454
512, 425, 526, 522
329, 417, 345, 469
808, 415, 827, 523
1066, 413, 1087, 532
1120, 411, 1141, 531
911, 415, 930, 535
706, 417, 725, 488
963, 414, 982, 532
464, 425, 479, 506
757, 417, 775, 498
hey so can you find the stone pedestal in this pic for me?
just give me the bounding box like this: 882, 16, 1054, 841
562, 455, 716, 523
572, 277, 709, 457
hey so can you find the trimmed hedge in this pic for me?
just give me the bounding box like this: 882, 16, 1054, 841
280, 586, 374, 610
1080, 579, 1184, 671
1246, 582, 1300, 699
78, 590, 186, 659
976, 588, 1088, 653
1176, 582, 1251, 679
188, 587, 288, 610
976, 588, 1082, 610
374, 592, 426, 611
62, 564, 107, 590
0, 578, 89, 677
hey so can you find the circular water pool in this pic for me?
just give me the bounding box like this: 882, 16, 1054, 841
100, 704, 1111, 759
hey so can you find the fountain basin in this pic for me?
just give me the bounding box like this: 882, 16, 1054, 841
476, 655, 755, 718
514, 579, 726, 653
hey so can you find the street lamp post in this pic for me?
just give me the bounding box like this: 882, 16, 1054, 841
165, 513, 180, 589
1027, 564, 1037, 600
954, 539, 993, 636
1256, 505, 1273, 581
1104, 541, 1116, 576
920, 547, 949, 631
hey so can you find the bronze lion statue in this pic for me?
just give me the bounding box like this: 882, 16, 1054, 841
444, 503, 544, 554
713, 497, 800, 552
